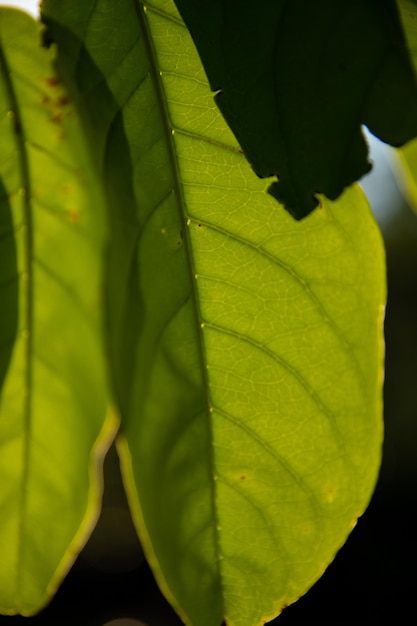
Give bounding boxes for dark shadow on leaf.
[174,0,417,219]
[0,179,18,392]
[41,14,144,418]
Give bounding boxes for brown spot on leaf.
[45,76,61,88]
[41,89,71,125]
[57,95,70,107]
[68,211,80,224]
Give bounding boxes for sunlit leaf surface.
[0,9,116,614]
[46,1,385,624]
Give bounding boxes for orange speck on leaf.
[45,76,61,87]
[57,95,70,107]
[68,211,80,224]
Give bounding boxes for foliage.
[175,0,417,218]
[0,1,392,625]
[0,7,117,614]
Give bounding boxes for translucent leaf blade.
[41,1,386,625]
[0,9,115,614]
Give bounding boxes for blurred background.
[1,1,417,624]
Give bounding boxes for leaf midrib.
[137,0,224,611]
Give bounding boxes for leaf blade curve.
[0,9,116,614]
[41,1,386,625]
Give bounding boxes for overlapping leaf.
[174,0,417,219]
[0,9,116,614]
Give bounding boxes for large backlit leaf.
[174,0,417,219]
[0,9,116,615]
[42,1,385,625]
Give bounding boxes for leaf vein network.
[188,215,366,392]
[213,407,325,516]
[143,1,186,28]
[204,321,345,453]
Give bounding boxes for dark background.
[1,142,416,625]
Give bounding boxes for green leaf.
[0,9,116,615]
[41,1,385,625]
[173,0,417,219]
[394,135,417,215]
[396,1,417,211]
[398,0,417,76]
